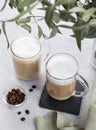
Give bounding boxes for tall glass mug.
[46,53,89,100]
[10,36,50,80]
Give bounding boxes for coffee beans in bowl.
[3,87,27,108]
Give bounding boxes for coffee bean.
[29,88,33,92]
[25,110,30,115]
[32,85,36,89]
[17,111,21,115]
[21,117,26,121]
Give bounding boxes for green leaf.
[60,10,75,23]
[27,5,32,14]
[82,8,96,22]
[58,0,77,10]
[53,12,60,23]
[89,19,96,26]
[9,0,14,8]
[45,5,55,28]
[9,0,24,12]
[69,7,85,13]
[9,0,17,8]
[16,16,31,25]
[49,25,58,38]
[72,22,91,50]
[37,25,43,38]
[41,0,51,6]
[21,24,31,33]
[72,22,84,50]
[0,0,8,12]
[55,0,76,5]
[43,33,48,39]
[0,29,1,35]
[85,26,96,38]
[2,22,9,48]
[82,26,90,38]
[92,0,96,7]
[73,29,82,50]
[18,0,36,10]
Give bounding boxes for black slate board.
[39,80,88,115]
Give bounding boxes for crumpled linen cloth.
[36,105,96,130]
[36,111,83,130]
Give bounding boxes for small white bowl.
[2,86,27,109]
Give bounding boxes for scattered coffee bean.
[6,88,25,105]
[29,88,33,92]
[25,109,30,115]
[21,117,26,121]
[17,111,21,115]
[32,85,36,89]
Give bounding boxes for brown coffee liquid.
[12,56,41,80]
[46,79,76,100]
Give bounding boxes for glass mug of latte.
[10,36,50,80]
[46,53,89,100]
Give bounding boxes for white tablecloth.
[0,2,96,130]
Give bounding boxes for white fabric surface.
[0,2,96,130]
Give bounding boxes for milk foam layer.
[12,37,41,58]
[47,54,78,80]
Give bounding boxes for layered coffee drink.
[46,53,78,100]
[11,37,41,80]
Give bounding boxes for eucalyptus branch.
[0,0,96,50]
[2,22,9,48]
[30,15,44,18]
[0,15,44,23]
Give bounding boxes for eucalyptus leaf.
[89,19,96,26]
[82,25,90,38]
[9,0,17,8]
[49,25,58,38]
[2,22,9,48]
[73,29,82,50]
[18,0,36,10]
[55,0,76,5]
[45,5,55,28]
[27,5,32,14]
[37,24,43,38]
[72,21,85,50]
[92,0,96,7]
[62,0,77,10]
[9,0,14,8]
[60,10,75,23]
[53,12,60,23]
[41,0,51,6]
[9,0,24,12]
[43,33,48,39]
[85,26,96,38]
[69,7,85,13]
[0,29,1,35]
[21,24,31,33]
[16,16,31,25]
[82,8,96,22]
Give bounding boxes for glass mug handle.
[74,74,89,97]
